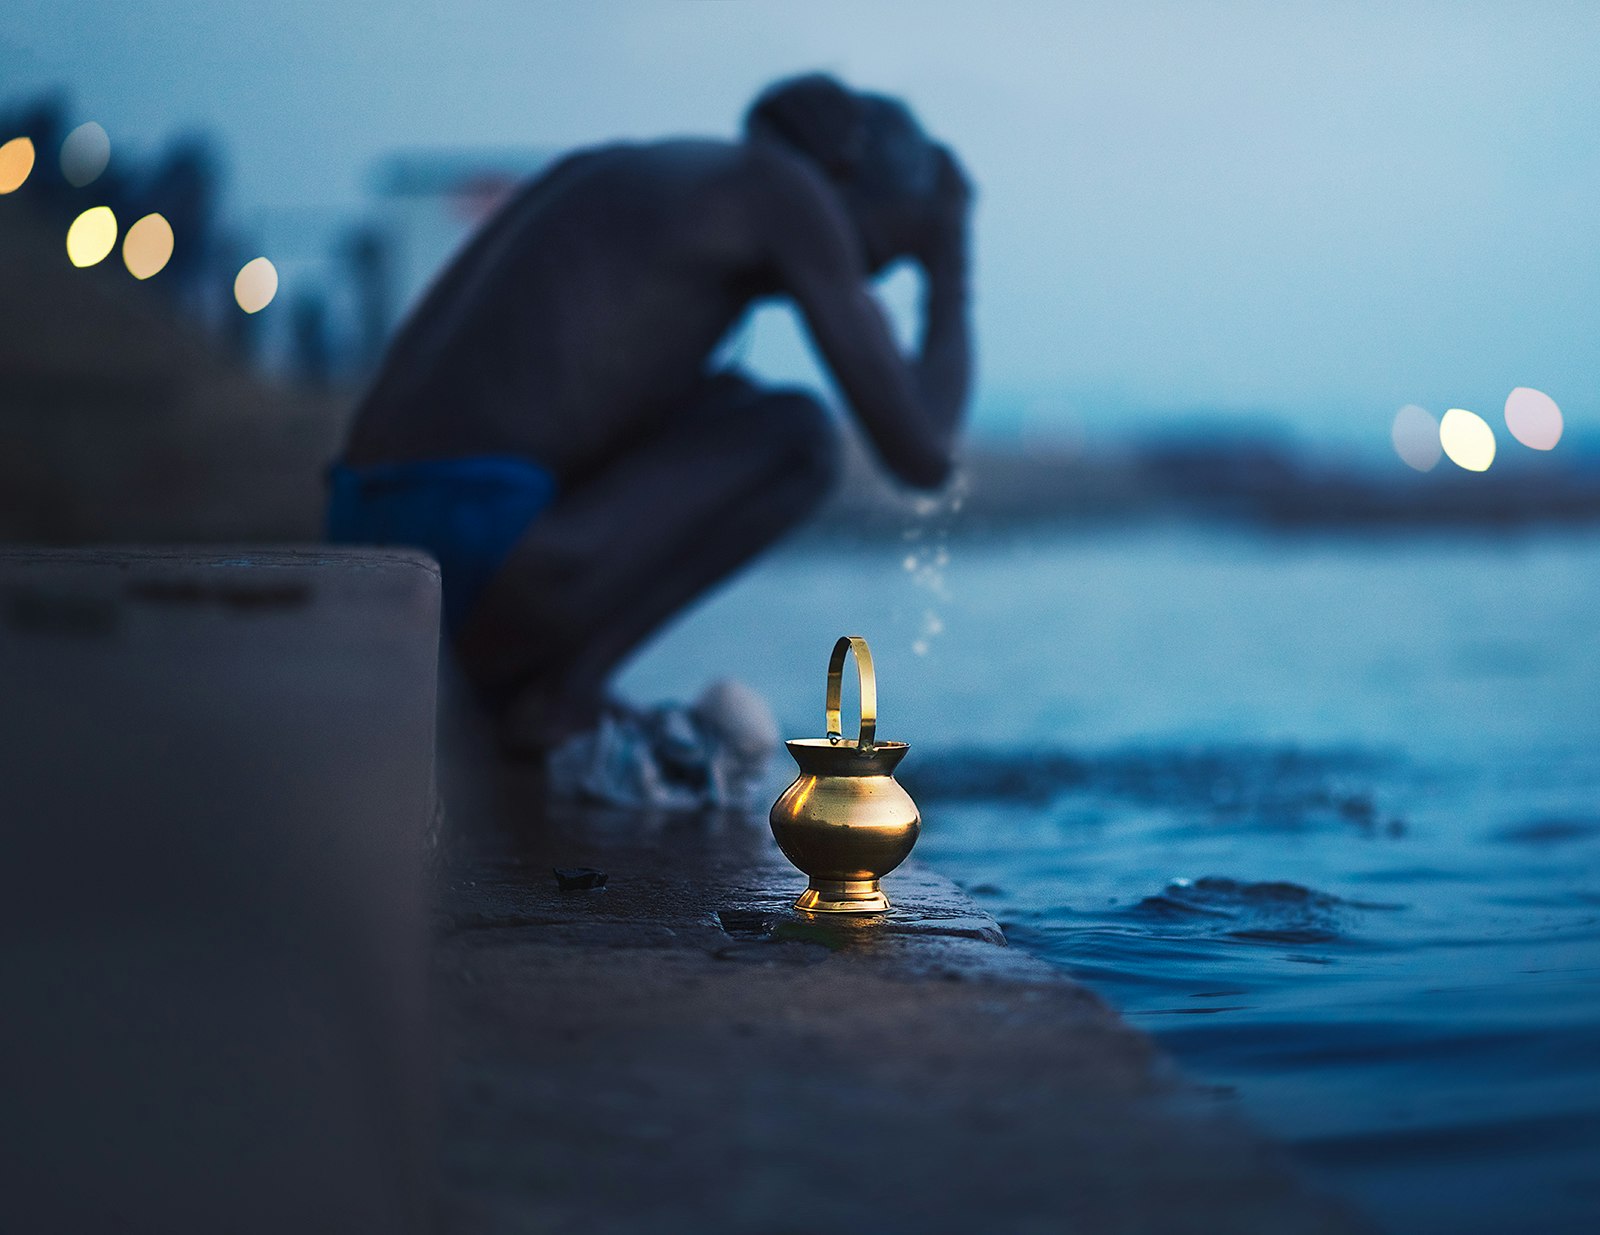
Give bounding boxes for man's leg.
[455,376,839,745]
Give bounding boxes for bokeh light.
[65,206,119,268]
[1504,386,1563,451]
[0,136,36,193]
[233,257,279,313]
[1439,408,1496,472]
[1390,404,1441,472]
[60,122,111,187]
[122,213,174,280]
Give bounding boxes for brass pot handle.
[825,635,876,751]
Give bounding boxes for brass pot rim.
[786,737,909,749]
[785,737,909,777]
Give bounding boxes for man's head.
[746,74,940,271]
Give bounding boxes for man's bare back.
[330,74,973,765]
[344,134,964,486]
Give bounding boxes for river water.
[621,525,1600,1234]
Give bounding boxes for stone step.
[0,546,441,1234]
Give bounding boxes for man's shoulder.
[547,138,836,214]
[518,138,855,277]
[728,141,857,259]
[733,140,834,202]
[611,138,827,194]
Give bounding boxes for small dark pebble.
[716,909,774,939]
[553,867,607,891]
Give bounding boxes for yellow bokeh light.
[0,136,36,193]
[233,257,279,313]
[1504,386,1563,451]
[1390,404,1441,472]
[60,121,111,187]
[65,205,119,268]
[123,213,174,280]
[1439,408,1496,472]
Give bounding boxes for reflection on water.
[624,527,1600,1235]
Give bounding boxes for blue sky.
[5,1,1599,450]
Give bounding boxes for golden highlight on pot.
[769,635,921,914]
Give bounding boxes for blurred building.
[0,194,347,543]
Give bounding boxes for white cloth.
[546,679,777,810]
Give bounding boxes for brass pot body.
[768,636,920,913]
[770,739,920,913]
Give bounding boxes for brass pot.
[769,636,920,913]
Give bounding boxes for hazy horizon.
[4,1,1598,454]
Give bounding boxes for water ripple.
[901,743,1398,831]
[1119,876,1402,944]
[1491,817,1600,847]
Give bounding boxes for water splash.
[899,470,967,655]
[911,609,944,657]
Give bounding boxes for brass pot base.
[795,878,889,914]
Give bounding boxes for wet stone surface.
[433,748,1371,1234]
[437,779,1008,956]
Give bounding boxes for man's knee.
[755,389,841,495]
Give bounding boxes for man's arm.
[751,148,972,490]
[913,149,974,465]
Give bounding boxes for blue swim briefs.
[326,455,557,634]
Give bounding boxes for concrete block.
[0,547,440,1234]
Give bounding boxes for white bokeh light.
[1504,387,1563,451]
[60,121,111,187]
[1439,408,1496,472]
[1391,404,1441,472]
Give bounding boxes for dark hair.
[745,73,936,203]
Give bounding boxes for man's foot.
[544,679,778,811]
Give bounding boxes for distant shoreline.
[814,432,1600,538]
